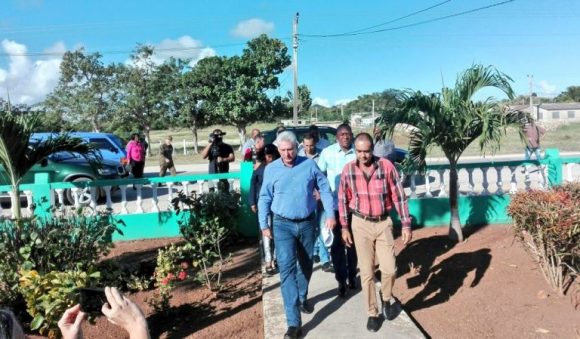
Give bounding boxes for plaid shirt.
[338,157,411,230]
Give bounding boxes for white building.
[509,102,580,122]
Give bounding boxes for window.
[89,138,116,152]
[552,111,560,119]
[568,111,576,119]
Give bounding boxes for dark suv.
[262,125,407,163]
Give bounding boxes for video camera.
[208,129,226,143]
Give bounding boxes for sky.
[1,0,579,108]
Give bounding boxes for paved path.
[262,262,426,339]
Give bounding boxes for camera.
[208,133,223,144]
[77,287,107,314]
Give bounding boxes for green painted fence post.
[543,148,563,187]
[237,161,257,237]
[31,172,52,220]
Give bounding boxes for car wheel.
[65,177,100,206]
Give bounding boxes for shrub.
[19,269,101,338]
[148,243,192,312]
[172,190,240,291]
[507,183,580,295]
[0,209,123,332]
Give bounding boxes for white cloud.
[538,80,557,97]
[231,18,274,38]
[0,39,63,105]
[312,97,330,107]
[334,98,353,106]
[152,36,216,67]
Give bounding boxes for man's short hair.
[166,135,173,141]
[309,124,319,131]
[336,123,352,134]
[275,131,298,148]
[354,132,374,149]
[303,134,315,142]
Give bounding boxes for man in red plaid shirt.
[338,132,412,333]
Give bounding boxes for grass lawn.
[145,121,580,165]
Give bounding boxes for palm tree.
[378,64,527,242]
[0,111,96,221]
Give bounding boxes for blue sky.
[1,0,579,107]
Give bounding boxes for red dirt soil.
[28,226,579,338]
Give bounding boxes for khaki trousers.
[351,214,396,316]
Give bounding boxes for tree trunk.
[144,126,152,157]
[236,124,246,152]
[11,185,22,221]
[190,125,198,154]
[91,116,101,133]
[448,160,464,242]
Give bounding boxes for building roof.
[538,102,580,110]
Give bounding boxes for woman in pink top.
[126,133,146,178]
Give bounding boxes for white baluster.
[566,163,574,182]
[8,191,17,219]
[72,187,81,209]
[55,189,65,209]
[495,167,504,195]
[509,166,518,194]
[228,179,235,192]
[523,165,532,190]
[437,169,447,197]
[151,183,159,212]
[539,164,548,189]
[409,173,417,198]
[24,191,33,215]
[463,168,473,195]
[103,186,113,211]
[89,187,98,211]
[135,184,144,213]
[481,167,490,195]
[425,170,432,198]
[120,186,128,214]
[167,182,175,205]
[181,181,190,195]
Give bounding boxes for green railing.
[1,149,579,239]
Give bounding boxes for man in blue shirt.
[259,131,335,339]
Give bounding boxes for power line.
[301,0,516,38]
[343,0,452,35]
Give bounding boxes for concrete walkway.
[262,262,426,339]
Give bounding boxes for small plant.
[172,190,240,291]
[18,269,101,338]
[148,243,192,312]
[508,183,580,295]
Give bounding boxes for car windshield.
[48,152,81,162]
[109,134,126,149]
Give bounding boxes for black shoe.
[347,278,357,290]
[338,282,346,298]
[313,255,320,263]
[366,316,380,332]
[321,262,334,273]
[300,300,313,314]
[284,326,302,339]
[382,299,397,321]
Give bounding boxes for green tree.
[117,45,176,156]
[378,65,525,242]
[211,35,291,147]
[287,84,313,120]
[345,89,403,113]
[44,49,119,132]
[554,86,580,102]
[0,111,95,220]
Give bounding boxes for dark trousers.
[331,210,358,283]
[131,161,145,178]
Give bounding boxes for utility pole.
[340,104,344,121]
[371,99,375,122]
[527,74,535,120]
[292,12,299,125]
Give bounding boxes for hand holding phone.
[78,288,107,314]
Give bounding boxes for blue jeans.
[273,214,316,327]
[316,210,331,264]
[331,211,358,283]
[525,147,542,161]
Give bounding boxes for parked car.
[31,132,127,164]
[262,125,408,163]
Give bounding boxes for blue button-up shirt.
[317,142,356,210]
[258,156,334,230]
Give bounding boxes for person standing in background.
[159,135,176,177]
[523,118,546,160]
[126,133,145,179]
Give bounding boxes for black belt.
[274,212,314,223]
[351,211,389,222]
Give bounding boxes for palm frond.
[455,64,515,101]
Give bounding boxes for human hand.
[217,156,223,163]
[101,287,149,339]
[58,304,86,339]
[165,158,170,163]
[341,229,353,248]
[325,218,336,230]
[401,228,412,245]
[251,205,257,213]
[313,190,320,201]
[262,228,272,239]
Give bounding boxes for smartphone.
[77,288,107,314]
